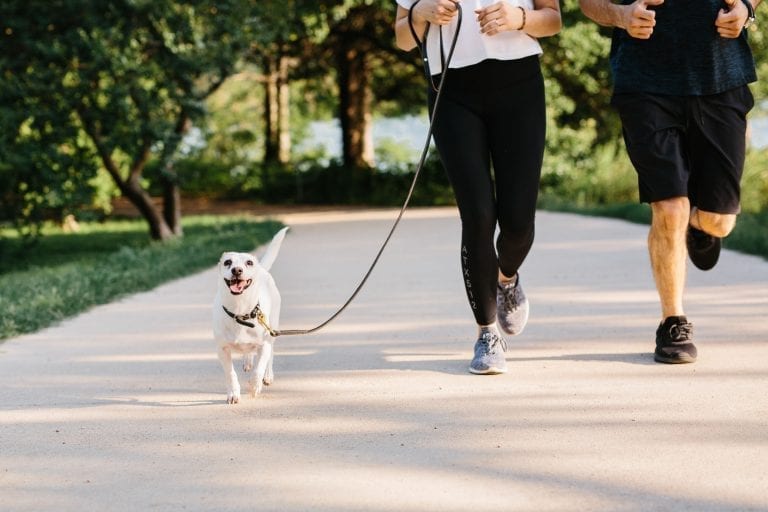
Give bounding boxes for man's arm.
[579,0,665,39]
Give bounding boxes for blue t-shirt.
[610,0,757,96]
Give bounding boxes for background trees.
[1,0,766,240]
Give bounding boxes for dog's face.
[218,252,260,295]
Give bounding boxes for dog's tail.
[259,226,289,271]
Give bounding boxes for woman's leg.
[431,92,499,326]
[487,67,546,278]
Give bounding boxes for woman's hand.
[475,1,525,35]
[476,0,562,38]
[412,0,462,26]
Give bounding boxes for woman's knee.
[460,204,497,234]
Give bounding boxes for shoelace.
[478,332,508,354]
[669,322,693,342]
[499,281,522,311]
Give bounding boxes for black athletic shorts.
[611,85,754,214]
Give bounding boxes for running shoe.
[654,315,697,364]
[496,274,529,335]
[686,226,721,271]
[469,330,508,375]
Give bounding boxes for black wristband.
[740,0,756,29]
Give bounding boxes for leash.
[271,2,462,337]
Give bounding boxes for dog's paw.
[226,392,240,404]
[262,375,273,386]
[243,360,253,373]
[247,379,264,397]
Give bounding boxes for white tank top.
[397,0,543,75]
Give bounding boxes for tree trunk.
[263,54,279,165]
[161,169,183,237]
[126,182,174,241]
[78,107,175,241]
[263,52,291,165]
[338,45,374,169]
[160,113,190,236]
[277,54,291,164]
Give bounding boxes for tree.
[0,0,252,240]
[324,0,406,170]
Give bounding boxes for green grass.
[0,216,283,341]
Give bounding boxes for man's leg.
[649,197,689,319]
[649,197,698,364]
[685,208,738,271]
[689,208,737,237]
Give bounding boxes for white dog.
[213,227,289,404]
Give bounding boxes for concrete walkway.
[1,208,767,512]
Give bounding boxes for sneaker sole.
[468,366,508,375]
[653,353,697,364]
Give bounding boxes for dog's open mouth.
[224,278,253,295]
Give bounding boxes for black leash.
[273,2,463,337]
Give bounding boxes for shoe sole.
[654,353,697,364]
[468,366,508,375]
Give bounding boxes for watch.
[741,0,756,30]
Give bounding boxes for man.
[579,0,760,363]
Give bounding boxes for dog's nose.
[232,267,243,277]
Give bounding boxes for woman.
[394,0,561,374]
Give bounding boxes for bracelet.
[740,0,756,30]
[517,6,526,30]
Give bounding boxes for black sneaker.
[686,226,721,271]
[654,316,697,364]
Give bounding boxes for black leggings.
[429,57,545,326]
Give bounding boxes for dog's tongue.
[229,281,246,294]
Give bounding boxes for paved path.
[1,208,767,512]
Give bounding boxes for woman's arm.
[475,0,562,38]
[395,0,461,51]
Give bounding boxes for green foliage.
[725,210,768,259]
[240,152,454,207]
[0,0,254,233]
[741,147,768,213]
[0,216,282,340]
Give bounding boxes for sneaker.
[686,226,721,271]
[469,330,508,375]
[654,315,697,364]
[496,274,529,335]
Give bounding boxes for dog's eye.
[223,259,232,267]
[246,260,254,266]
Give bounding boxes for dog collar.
[222,304,277,337]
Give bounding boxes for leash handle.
[276,3,463,337]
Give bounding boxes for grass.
[0,216,283,341]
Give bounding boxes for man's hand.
[716,0,749,38]
[619,0,665,39]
